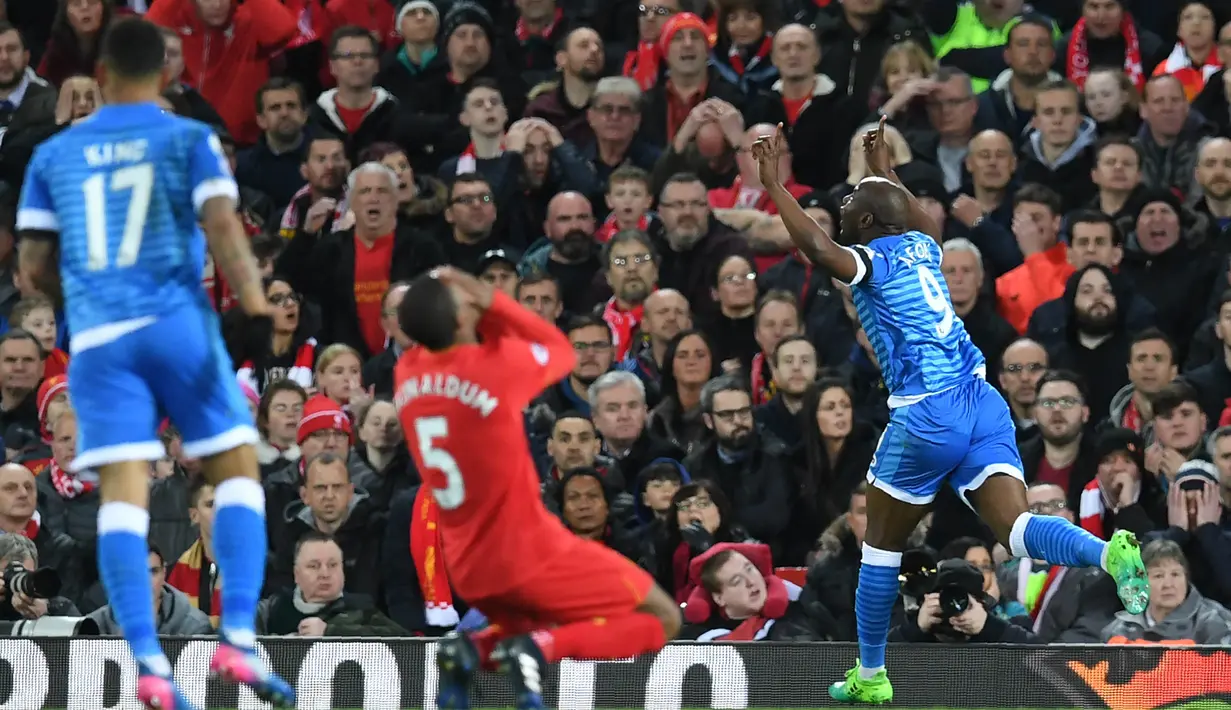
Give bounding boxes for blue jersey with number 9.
[845,231,985,406]
[16,103,237,335]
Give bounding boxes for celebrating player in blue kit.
[754,118,1149,705]
[15,18,294,710]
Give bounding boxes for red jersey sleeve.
[480,290,576,405]
[245,0,299,53]
[144,0,183,27]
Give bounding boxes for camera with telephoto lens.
[937,582,971,618]
[2,561,61,600]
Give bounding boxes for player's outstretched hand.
[750,123,786,188]
[433,266,494,311]
[862,116,892,178]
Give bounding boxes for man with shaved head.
[624,288,692,398]
[0,463,38,539]
[761,23,859,191]
[517,191,602,314]
[949,129,1021,278]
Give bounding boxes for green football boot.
[1104,529,1149,614]
[829,662,894,705]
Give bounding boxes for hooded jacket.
[1016,115,1099,212]
[89,584,213,637]
[1046,264,1133,418]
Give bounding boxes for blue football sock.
[855,544,902,680]
[97,502,171,676]
[212,477,268,650]
[1010,512,1106,568]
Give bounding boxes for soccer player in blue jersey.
[755,119,1149,705]
[14,18,294,710]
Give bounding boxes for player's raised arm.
[192,130,269,317]
[756,125,859,284]
[863,117,942,244]
[15,153,62,301]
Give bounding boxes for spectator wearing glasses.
[579,78,662,188]
[684,376,793,556]
[310,25,399,163]
[228,276,319,398]
[533,316,615,420]
[600,230,659,361]
[996,482,1123,643]
[1021,370,1097,513]
[441,173,511,271]
[704,255,758,370]
[624,0,681,91]
[524,27,605,145]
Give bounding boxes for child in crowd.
[599,166,656,241]
[11,295,69,380]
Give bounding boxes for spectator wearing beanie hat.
[642,12,750,148]
[1118,186,1216,360]
[1078,426,1164,541]
[262,395,354,545]
[377,0,446,105]
[1147,459,1231,605]
[397,1,528,174]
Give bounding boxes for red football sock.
[530,613,667,663]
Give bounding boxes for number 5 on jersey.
[415,416,465,509]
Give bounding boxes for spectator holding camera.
[0,534,77,623]
[1148,459,1231,606]
[890,558,1042,644]
[89,544,211,636]
[1101,539,1231,644]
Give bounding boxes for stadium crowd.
[0,0,1229,649]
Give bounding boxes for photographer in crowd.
[891,555,1042,644]
[0,535,78,623]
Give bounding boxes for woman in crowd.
[315,343,367,411]
[940,536,1030,622]
[38,0,118,87]
[648,329,720,454]
[704,254,759,370]
[654,480,753,604]
[229,277,319,397]
[1083,67,1143,137]
[780,377,878,565]
[1102,540,1231,644]
[349,398,415,512]
[868,41,936,139]
[709,0,780,96]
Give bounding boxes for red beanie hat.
[37,375,68,426]
[658,12,712,58]
[297,394,353,445]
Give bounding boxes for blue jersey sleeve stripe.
[192,178,239,214]
[841,245,873,285]
[15,208,60,233]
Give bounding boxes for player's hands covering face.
[432,266,494,311]
[749,123,786,188]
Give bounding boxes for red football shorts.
[468,537,655,635]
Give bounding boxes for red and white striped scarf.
[50,461,94,500]
[1066,14,1144,90]
[727,35,772,76]
[515,8,563,42]
[456,139,505,175]
[410,486,459,628]
[602,298,644,361]
[279,187,349,236]
[1079,478,1109,540]
[236,338,317,395]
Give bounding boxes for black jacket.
[381,487,470,635]
[235,134,310,213]
[682,430,795,553]
[268,491,387,600]
[758,75,861,191]
[1185,355,1231,430]
[282,222,446,359]
[309,88,401,165]
[640,67,751,149]
[809,2,930,113]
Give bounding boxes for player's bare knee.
[639,585,682,640]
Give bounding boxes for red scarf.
[49,460,94,499]
[684,543,790,640]
[17,510,39,539]
[1067,15,1144,90]
[595,213,649,243]
[167,539,222,628]
[237,338,317,395]
[623,42,661,91]
[1121,397,1142,433]
[672,542,695,603]
[457,139,505,175]
[727,36,772,76]
[409,486,459,628]
[602,298,644,361]
[1079,477,1107,540]
[516,8,563,42]
[749,352,776,406]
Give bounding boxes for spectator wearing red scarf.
[708,0,780,97]
[146,0,298,145]
[623,0,680,90]
[601,231,659,360]
[1059,0,1165,91]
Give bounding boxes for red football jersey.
[394,291,577,599]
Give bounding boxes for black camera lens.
[938,585,970,618]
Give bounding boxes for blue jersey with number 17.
[846,231,985,404]
[15,103,236,335]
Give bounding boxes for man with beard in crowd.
[756,334,819,448]
[534,316,615,419]
[621,288,692,405]
[277,136,349,248]
[237,79,311,211]
[1048,265,1132,419]
[0,22,53,147]
[1193,137,1231,256]
[525,27,606,145]
[655,173,755,319]
[998,338,1050,442]
[519,192,603,314]
[684,375,793,553]
[601,230,659,360]
[1022,370,1099,512]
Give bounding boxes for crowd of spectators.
[0,0,1229,648]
